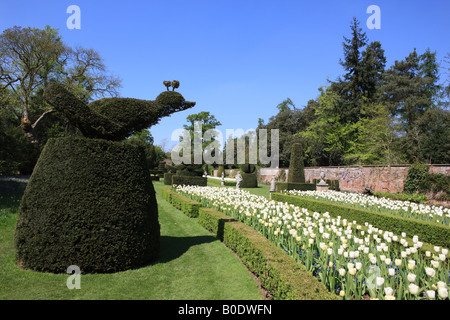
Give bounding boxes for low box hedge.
[197,207,339,300]
[276,182,316,193]
[172,175,207,187]
[271,192,450,249]
[161,188,201,218]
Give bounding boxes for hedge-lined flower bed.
[161,187,338,300]
[175,185,449,300]
[285,190,450,226]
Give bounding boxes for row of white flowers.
[285,190,450,226]
[174,185,449,300]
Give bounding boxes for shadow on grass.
[157,235,219,263]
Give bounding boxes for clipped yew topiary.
[15,138,160,273]
[277,142,315,192]
[288,143,305,183]
[15,80,195,273]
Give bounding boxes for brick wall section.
[258,165,450,193]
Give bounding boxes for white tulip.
[426,290,435,300]
[425,267,436,278]
[431,260,439,268]
[407,273,416,283]
[384,287,394,296]
[408,283,419,295]
[339,268,346,277]
[388,268,396,277]
[376,277,385,287]
[438,287,448,299]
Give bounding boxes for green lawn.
[0,180,263,300]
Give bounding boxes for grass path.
[0,181,263,300]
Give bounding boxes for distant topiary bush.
[277,143,314,192]
[15,137,160,273]
[288,143,305,183]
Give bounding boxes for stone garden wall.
[258,165,450,193]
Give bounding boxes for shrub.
[372,191,428,203]
[217,165,224,177]
[276,182,315,193]
[162,188,201,218]
[14,137,160,273]
[172,175,207,187]
[164,173,175,185]
[240,171,258,188]
[403,163,430,194]
[288,143,305,183]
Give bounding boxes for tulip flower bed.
[174,185,450,300]
[285,190,450,226]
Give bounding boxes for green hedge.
[197,207,339,300]
[161,188,201,218]
[14,137,160,273]
[271,193,450,249]
[164,173,175,185]
[276,182,316,193]
[372,191,428,203]
[240,172,258,188]
[172,175,207,187]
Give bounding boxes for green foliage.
[14,137,160,273]
[172,175,207,187]
[197,207,339,300]
[239,172,258,188]
[403,163,430,193]
[44,81,195,141]
[161,188,201,218]
[287,143,305,183]
[216,165,225,177]
[271,192,450,249]
[163,173,175,185]
[276,182,316,193]
[372,191,428,203]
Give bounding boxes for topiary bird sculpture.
[43,80,195,141]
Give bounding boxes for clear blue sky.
[1,0,449,150]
